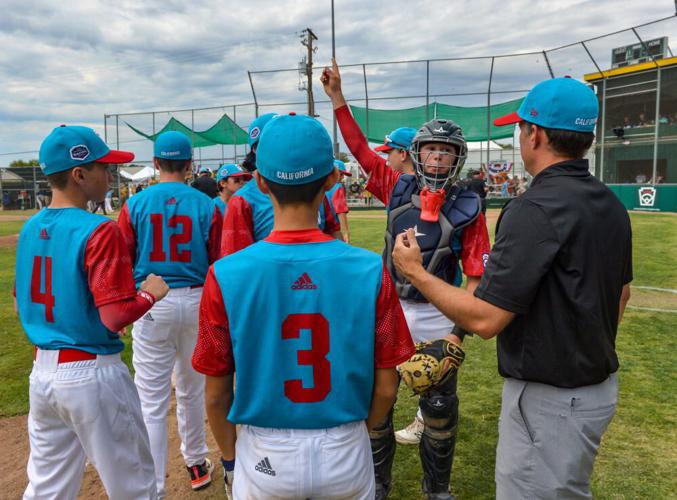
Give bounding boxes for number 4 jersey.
[118,182,223,288]
[15,208,139,354]
[193,229,416,429]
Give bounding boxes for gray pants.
[496,374,618,500]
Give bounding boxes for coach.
[393,77,632,499]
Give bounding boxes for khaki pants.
[496,374,618,499]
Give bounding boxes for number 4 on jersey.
[31,256,55,322]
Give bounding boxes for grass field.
[0,209,675,499]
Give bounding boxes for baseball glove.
[397,339,465,395]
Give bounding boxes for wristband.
[137,290,156,306]
[451,325,472,340]
[221,457,235,471]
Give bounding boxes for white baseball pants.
[233,421,374,499]
[24,350,157,500]
[132,286,208,498]
[400,299,456,344]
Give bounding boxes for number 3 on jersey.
[149,214,192,262]
[31,256,55,322]
[282,313,331,403]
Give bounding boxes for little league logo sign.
[638,187,657,207]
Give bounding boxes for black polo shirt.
[474,159,632,388]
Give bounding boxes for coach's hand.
[141,273,170,301]
[393,228,425,282]
[320,58,347,109]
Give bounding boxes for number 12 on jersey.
[282,313,331,403]
[149,214,193,262]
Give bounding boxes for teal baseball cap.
[248,113,278,147]
[256,113,334,185]
[154,131,192,160]
[494,77,598,133]
[39,125,134,176]
[374,127,417,152]
[217,163,251,182]
[334,159,352,176]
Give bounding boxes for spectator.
[105,189,114,212]
[191,166,218,198]
[466,170,488,214]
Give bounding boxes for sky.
[1,0,675,166]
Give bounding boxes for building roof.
[584,56,677,82]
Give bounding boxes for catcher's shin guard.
[419,374,459,498]
[370,409,396,499]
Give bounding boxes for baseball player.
[191,165,218,198]
[326,159,352,243]
[16,125,169,500]
[220,113,342,257]
[322,59,490,499]
[193,113,415,499]
[214,163,251,218]
[117,131,223,497]
[373,127,417,175]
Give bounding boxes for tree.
[9,159,40,168]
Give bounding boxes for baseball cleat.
[187,458,214,491]
[395,416,424,445]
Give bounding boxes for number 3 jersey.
[117,182,223,288]
[15,208,139,354]
[193,229,415,429]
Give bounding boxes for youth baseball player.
[193,113,415,499]
[213,163,251,218]
[16,125,169,500]
[323,59,490,499]
[117,131,223,497]
[220,113,342,257]
[373,127,417,175]
[327,159,352,243]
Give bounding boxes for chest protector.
[384,175,481,302]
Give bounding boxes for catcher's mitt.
[397,339,465,395]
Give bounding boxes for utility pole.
[300,28,318,116]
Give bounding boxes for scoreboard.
[611,37,669,69]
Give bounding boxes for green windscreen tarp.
[126,113,248,147]
[349,98,524,143]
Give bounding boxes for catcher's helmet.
[411,119,467,192]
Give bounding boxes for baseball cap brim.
[374,144,395,152]
[230,172,252,179]
[493,112,522,127]
[340,170,352,176]
[98,149,135,164]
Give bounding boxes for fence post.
[487,57,495,166]
[363,64,369,143]
[233,105,238,163]
[652,66,661,183]
[426,60,430,121]
[248,71,259,118]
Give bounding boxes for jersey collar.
[265,229,334,244]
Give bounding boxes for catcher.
[322,59,490,499]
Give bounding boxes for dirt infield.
[0,234,18,248]
[0,396,224,499]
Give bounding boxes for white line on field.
[632,286,677,294]
[627,305,677,314]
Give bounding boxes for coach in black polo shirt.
[393,77,632,499]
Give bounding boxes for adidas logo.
[254,457,276,476]
[143,312,154,321]
[291,272,317,290]
[39,228,50,240]
[166,197,177,205]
